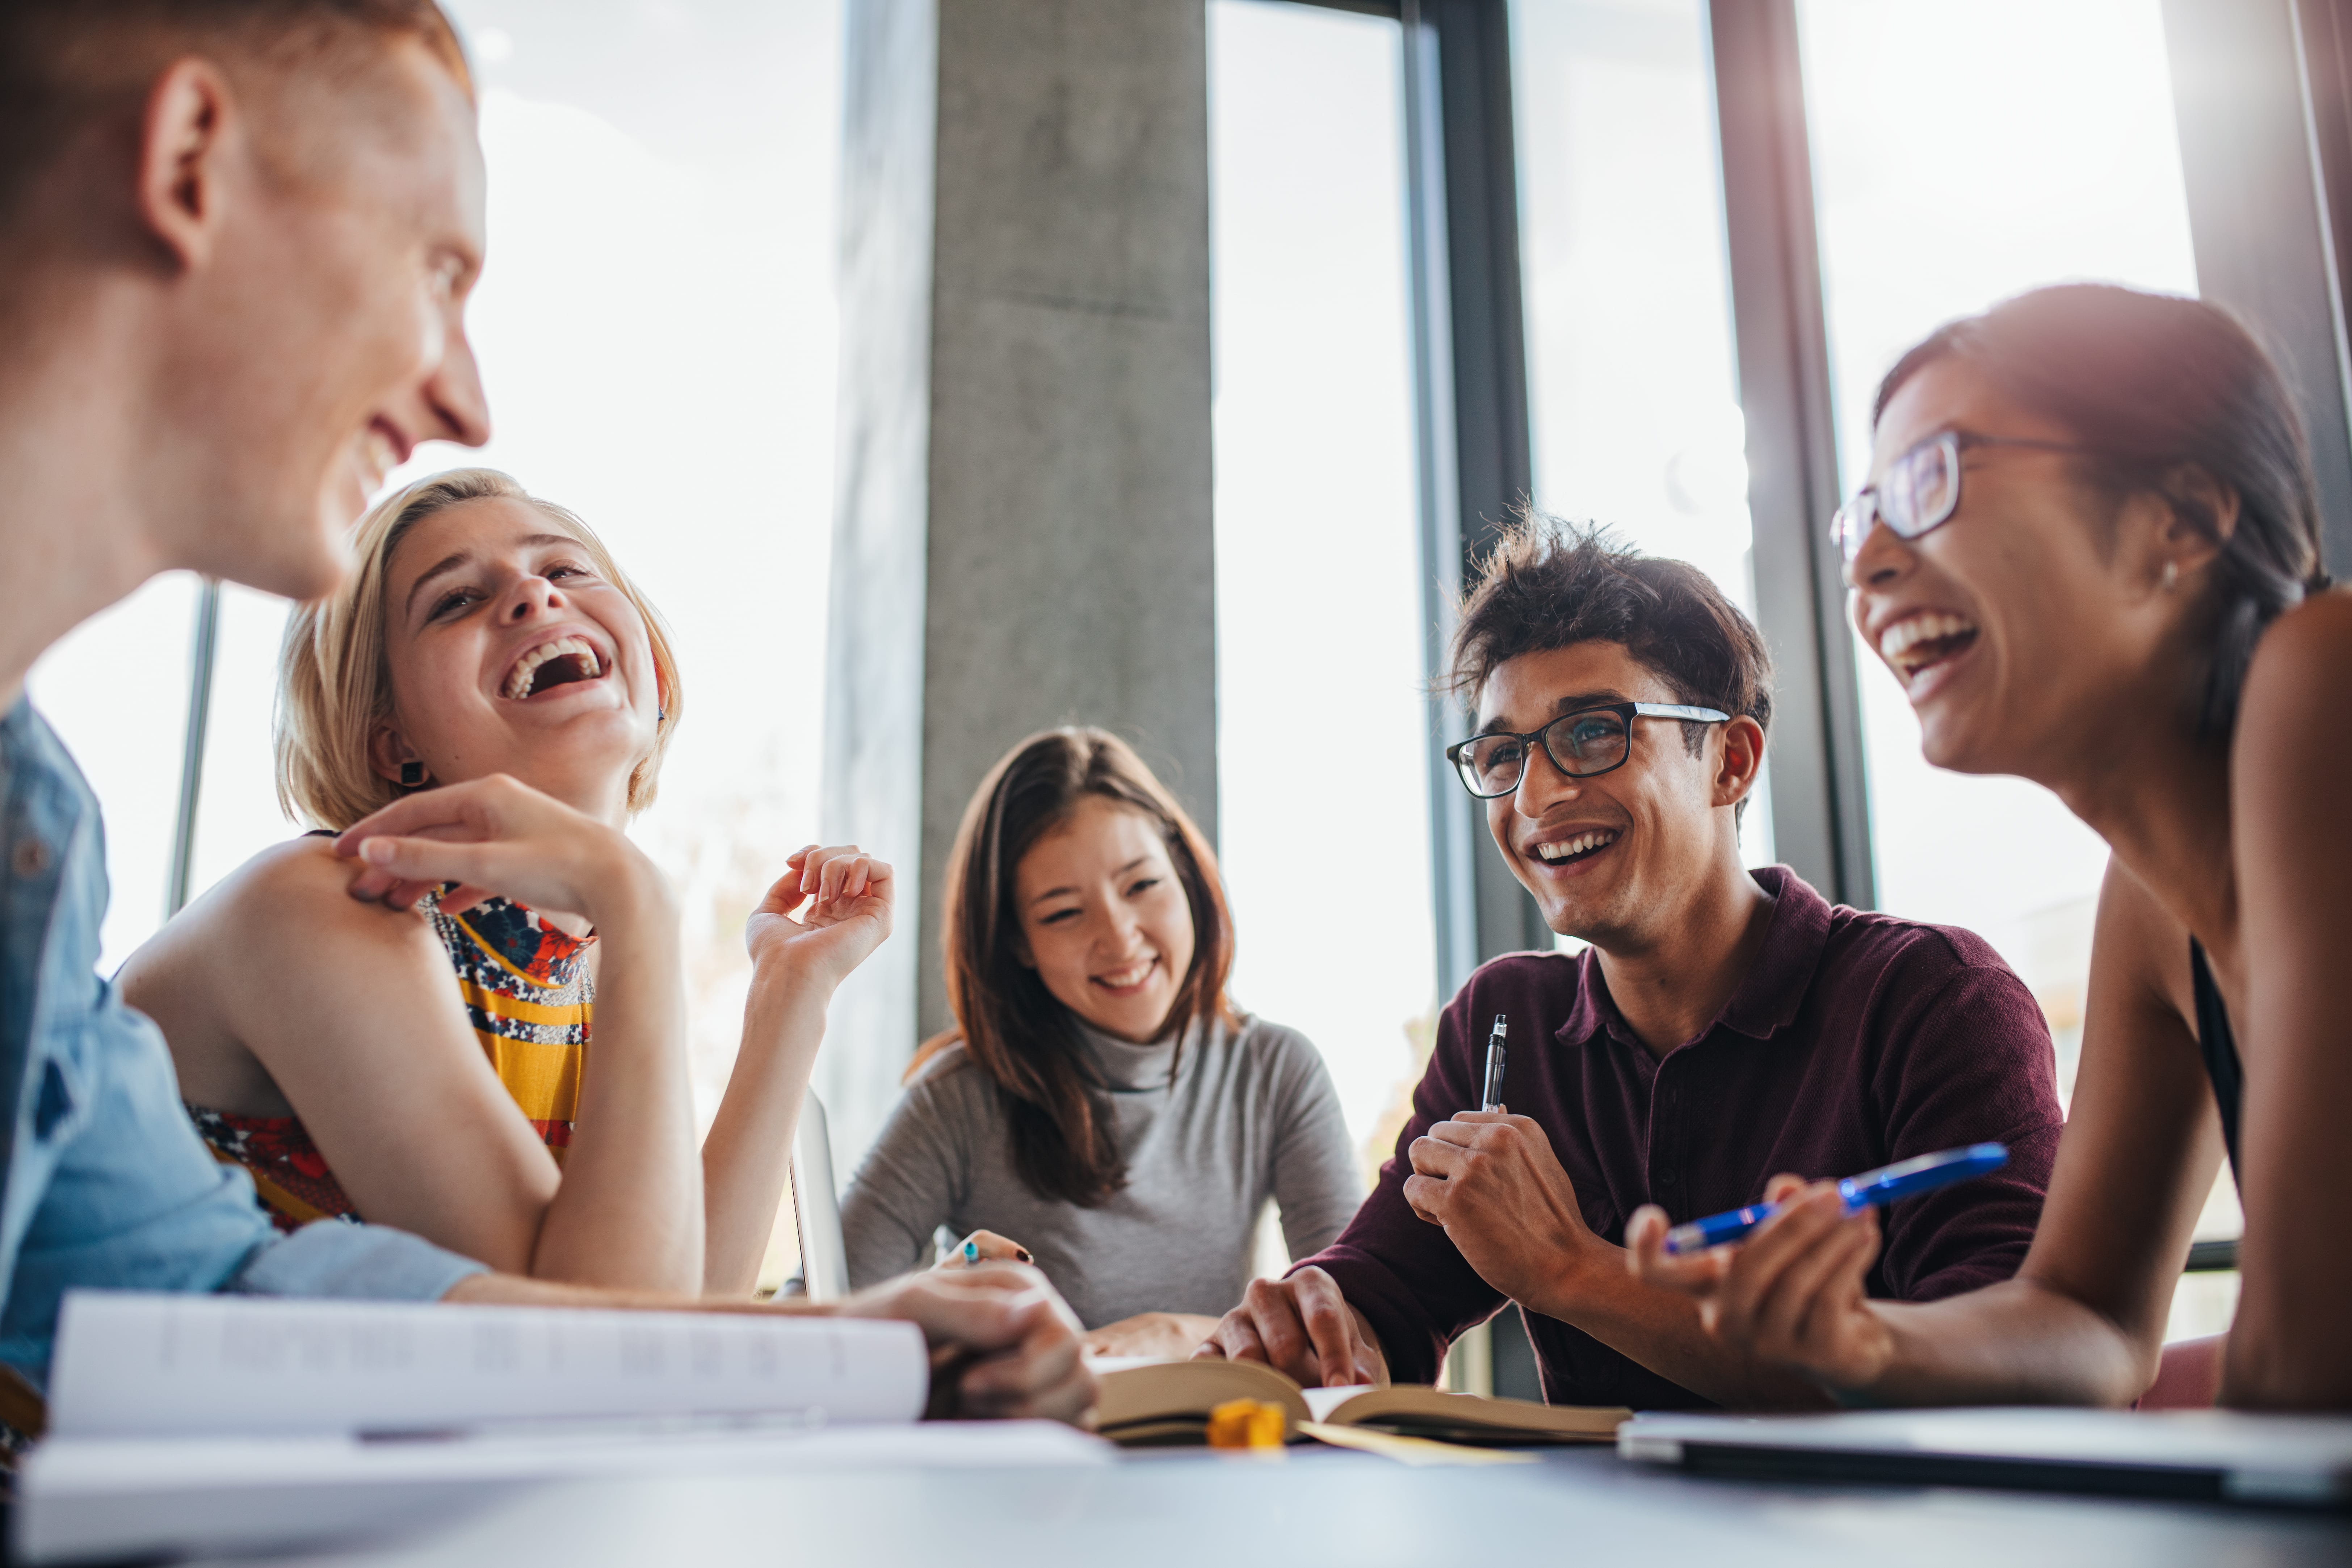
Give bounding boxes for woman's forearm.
[1537,1246,1838,1410]
[700,960,835,1296]
[527,866,705,1292]
[1848,1277,2154,1408]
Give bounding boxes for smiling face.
[1850,356,2198,782]
[372,497,660,822]
[158,38,490,599]
[1475,641,1759,948]
[1013,795,1198,1043]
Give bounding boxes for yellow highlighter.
[1205,1397,1287,1451]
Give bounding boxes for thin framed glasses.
[1831,430,2091,564]
[1445,702,1730,799]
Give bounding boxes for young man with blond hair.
[0,0,1089,1420]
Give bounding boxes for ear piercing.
[399,760,426,789]
[2161,559,2179,592]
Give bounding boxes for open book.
[1091,1356,1629,1447]
[17,1291,1105,1565]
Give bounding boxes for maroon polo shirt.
[1299,865,2063,1411]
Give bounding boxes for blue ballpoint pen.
[1660,1142,2009,1255]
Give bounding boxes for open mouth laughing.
[1530,829,1619,869]
[1091,956,1160,996]
[1878,610,1979,688]
[500,635,606,701]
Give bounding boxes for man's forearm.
[1529,1245,1836,1410]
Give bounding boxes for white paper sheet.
[48,1290,928,1439]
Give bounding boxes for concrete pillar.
[819,0,1216,1164]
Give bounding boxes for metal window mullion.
[1400,0,1483,999]
[1706,0,1874,909]
[166,577,222,917]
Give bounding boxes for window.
[1511,0,1774,876]
[28,0,846,1289]
[1209,0,1436,1192]
[25,576,203,973]
[1797,0,2236,1335]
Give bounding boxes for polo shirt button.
[10,836,49,878]
[1658,1170,1678,1187]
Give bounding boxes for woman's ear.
[366,720,418,786]
[2159,464,2237,572]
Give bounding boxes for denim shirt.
[0,699,483,1385]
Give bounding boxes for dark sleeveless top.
[2188,939,2243,1180]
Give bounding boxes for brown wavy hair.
[923,727,1235,1206]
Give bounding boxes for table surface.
[192,1445,2352,1568]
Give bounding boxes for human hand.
[935,1229,1032,1269]
[841,1262,1095,1423]
[1626,1174,1895,1395]
[334,773,658,926]
[1084,1312,1221,1361]
[744,844,895,987]
[1191,1268,1384,1388]
[1402,1111,1602,1310]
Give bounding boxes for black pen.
[1480,1014,1508,1113]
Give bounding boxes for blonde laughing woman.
[123,469,888,1296]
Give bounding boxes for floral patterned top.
[188,888,594,1232]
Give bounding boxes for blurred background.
[39,0,2343,1346]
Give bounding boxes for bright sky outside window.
[1209,0,1436,1187]
[181,0,847,1284]
[1799,0,2236,1336]
[1511,0,1776,884]
[25,575,202,973]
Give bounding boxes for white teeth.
[1535,830,1618,863]
[1877,611,1979,663]
[501,636,603,701]
[360,428,399,487]
[1096,961,1154,988]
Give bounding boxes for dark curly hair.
[1447,516,1774,818]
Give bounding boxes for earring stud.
[2161,559,2179,592]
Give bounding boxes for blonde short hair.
[276,468,684,829]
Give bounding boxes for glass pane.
[1802,0,2195,1089]
[1210,0,1433,1193]
[222,0,844,1289]
[25,573,201,974]
[1511,0,1774,876]
[1798,0,2241,1280]
[186,583,297,900]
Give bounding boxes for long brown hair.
[926,727,1235,1206]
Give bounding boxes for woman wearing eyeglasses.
[1630,283,2347,1410]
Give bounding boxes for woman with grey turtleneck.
[839,728,1363,1355]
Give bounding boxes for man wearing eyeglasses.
[1196,520,2063,1409]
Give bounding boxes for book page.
[1301,1384,1377,1423]
[49,1291,927,1439]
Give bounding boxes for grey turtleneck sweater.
[838,1013,1364,1330]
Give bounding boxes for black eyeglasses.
[1445,702,1730,800]
[1831,429,2092,564]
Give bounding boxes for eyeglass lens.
[1883,436,1957,537]
[1838,434,1959,562]
[1456,709,1631,796]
